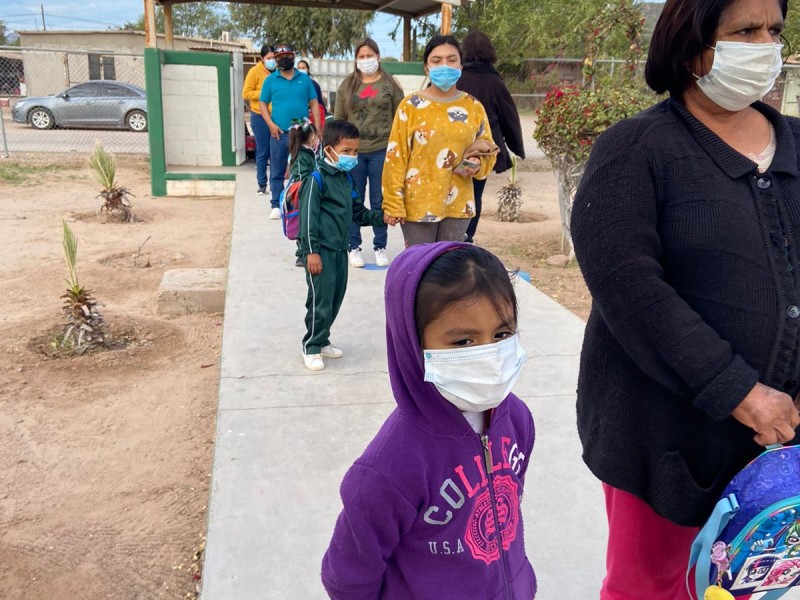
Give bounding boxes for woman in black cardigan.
[571,0,800,597]
[456,31,525,243]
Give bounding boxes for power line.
[42,12,127,27]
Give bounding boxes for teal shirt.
[259,70,316,131]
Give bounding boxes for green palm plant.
[89,142,134,222]
[61,220,105,353]
[497,156,523,222]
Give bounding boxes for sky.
[2,1,407,58]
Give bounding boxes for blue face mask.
[328,148,358,172]
[264,58,276,71]
[429,65,462,91]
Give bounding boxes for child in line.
[299,119,396,371]
[288,119,319,267]
[321,242,536,599]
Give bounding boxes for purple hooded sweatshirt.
[321,242,536,600]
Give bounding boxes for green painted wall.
[144,48,235,196]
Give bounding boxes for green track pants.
[302,248,348,355]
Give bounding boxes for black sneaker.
[257,185,267,195]
[295,256,304,267]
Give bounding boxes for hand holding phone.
[454,157,480,177]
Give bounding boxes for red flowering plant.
[533,0,656,258]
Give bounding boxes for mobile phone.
[457,158,479,170]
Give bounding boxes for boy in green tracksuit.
[298,119,396,371]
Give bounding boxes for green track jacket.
[298,161,385,254]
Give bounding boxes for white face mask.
[423,335,527,413]
[695,41,783,112]
[357,57,379,76]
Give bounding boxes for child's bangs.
[414,246,519,340]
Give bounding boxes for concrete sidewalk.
[200,168,607,599]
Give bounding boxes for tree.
[0,20,8,46]
[122,2,234,40]
[534,0,656,259]
[783,15,800,56]
[227,4,373,58]
[453,0,642,70]
[387,14,438,61]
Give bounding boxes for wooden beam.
[403,15,411,61]
[157,0,417,18]
[163,2,175,49]
[378,0,404,9]
[144,0,158,48]
[440,3,452,34]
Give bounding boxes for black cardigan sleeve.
[495,83,525,159]
[571,125,759,421]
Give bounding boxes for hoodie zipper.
[482,434,512,600]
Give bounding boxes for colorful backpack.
[688,445,800,600]
[279,171,358,241]
[279,171,323,240]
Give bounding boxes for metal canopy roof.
[156,0,464,19]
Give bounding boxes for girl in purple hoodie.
[321,242,536,599]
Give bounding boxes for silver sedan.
[11,81,148,131]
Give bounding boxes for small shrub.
[89,142,134,223]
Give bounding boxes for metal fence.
[505,58,800,162]
[0,46,149,158]
[5,48,800,164]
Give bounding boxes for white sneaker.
[374,248,390,267]
[303,353,325,371]
[269,207,281,220]
[348,248,365,268]
[321,343,343,359]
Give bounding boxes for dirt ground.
[479,160,591,321]
[0,155,586,600]
[0,156,231,599]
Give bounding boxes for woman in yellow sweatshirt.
[382,35,497,246]
[242,44,276,195]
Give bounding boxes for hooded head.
[384,242,519,434]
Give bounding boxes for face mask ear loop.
[691,43,717,81]
[781,34,792,66]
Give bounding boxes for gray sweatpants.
[400,218,470,247]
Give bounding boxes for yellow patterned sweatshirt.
[382,91,496,222]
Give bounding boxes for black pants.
[465,178,487,243]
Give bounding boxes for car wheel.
[126,110,147,132]
[29,107,54,130]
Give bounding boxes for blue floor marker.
[517,271,532,283]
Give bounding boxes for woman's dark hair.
[423,35,462,64]
[260,44,274,58]
[645,0,788,96]
[288,120,318,165]
[462,31,497,65]
[415,246,518,340]
[338,38,404,120]
[322,119,360,150]
[297,59,311,74]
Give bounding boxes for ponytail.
[288,119,318,165]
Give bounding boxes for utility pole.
[41,4,46,31]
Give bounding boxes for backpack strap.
[687,493,739,600]
[310,170,324,195]
[346,172,358,200]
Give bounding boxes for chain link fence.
[505,57,646,161]
[0,46,149,158]
[504,58,800,162]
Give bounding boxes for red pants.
[601,484,753,600]
[602,483,700,600]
